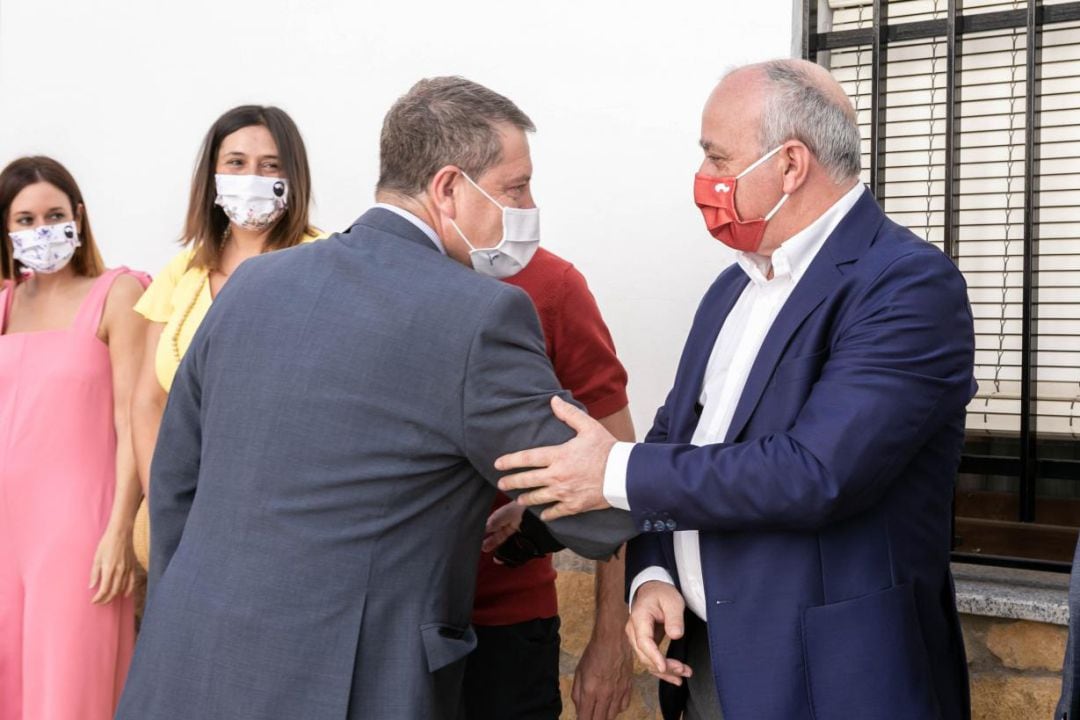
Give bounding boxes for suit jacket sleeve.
[147,315,207,595]
[627,248,976,532]
[462,284,636,560]
[626,387,678,589]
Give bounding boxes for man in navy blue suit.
[498,58,976,719]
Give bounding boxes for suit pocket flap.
[420,622,478,672]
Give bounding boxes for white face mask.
[448,172,540,279]
[214,174,289,231]
[9,221,80,274]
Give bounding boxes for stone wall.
[555,554,1069,720]
[963,615,1066,720]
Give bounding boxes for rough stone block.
[985,620,1067,672]
[970,676,1062,720]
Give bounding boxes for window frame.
[803,0,1080,573]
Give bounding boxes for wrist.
[586,623,635,664]
[591,608,628,642]
[105,515,135,535]
[600,436,617,473]
[589,625,626,647]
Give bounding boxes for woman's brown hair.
[0,156,106,281]
[183,105,315,271]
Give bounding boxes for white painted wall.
[0,0,794,432]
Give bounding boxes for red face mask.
[694,145,788,253]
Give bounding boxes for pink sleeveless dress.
[0,268,148,720]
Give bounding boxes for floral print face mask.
[214,174,289,231]
[9,221,80,274]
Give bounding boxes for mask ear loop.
[459,171,509,253]
[460,171,506,210]
[448,218,479,252]
[446,172,488,252]
[764,193,790,221]
[448,219,498,268]
[736,145,789,222]
[735,144,785,180]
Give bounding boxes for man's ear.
[428,166,462,220]
[780,142,812,195]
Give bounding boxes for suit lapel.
[724,189,886,442]
[723,254,841,443]
[677,272,749,441]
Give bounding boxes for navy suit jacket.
[627,189,975,720]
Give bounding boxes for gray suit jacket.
[115,208,635,720]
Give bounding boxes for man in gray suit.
[116,77,634,720]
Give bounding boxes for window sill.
[953,562,1070,626]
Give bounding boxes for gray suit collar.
[350,207,441,253]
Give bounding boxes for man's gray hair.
[378,76,535,196]
[757,60,862,182]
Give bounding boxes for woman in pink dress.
[0,156,148,720]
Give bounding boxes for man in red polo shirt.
[462,247,636,720]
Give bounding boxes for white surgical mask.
[449,172,540,279]
[9,221,80,274]
[214,174,289,231]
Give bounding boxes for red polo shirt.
[471,248,629,626]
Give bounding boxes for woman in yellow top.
[131,105,325,568]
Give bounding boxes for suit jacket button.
[666,519,677,531]
[642,519,653,532]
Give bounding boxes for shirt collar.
[373,203,447,255]
[736,182,865,286]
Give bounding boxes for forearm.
[132,396,164,495]
[595,406,634,630]
[593,545,629,639]
[109,415,144,530]
[132,322,166,495]
[597,406,635,445]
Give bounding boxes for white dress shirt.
[604,183,865,620]
[373,203,447,255]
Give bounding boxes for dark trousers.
[461,616,562,720]
[684,613,723,720]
